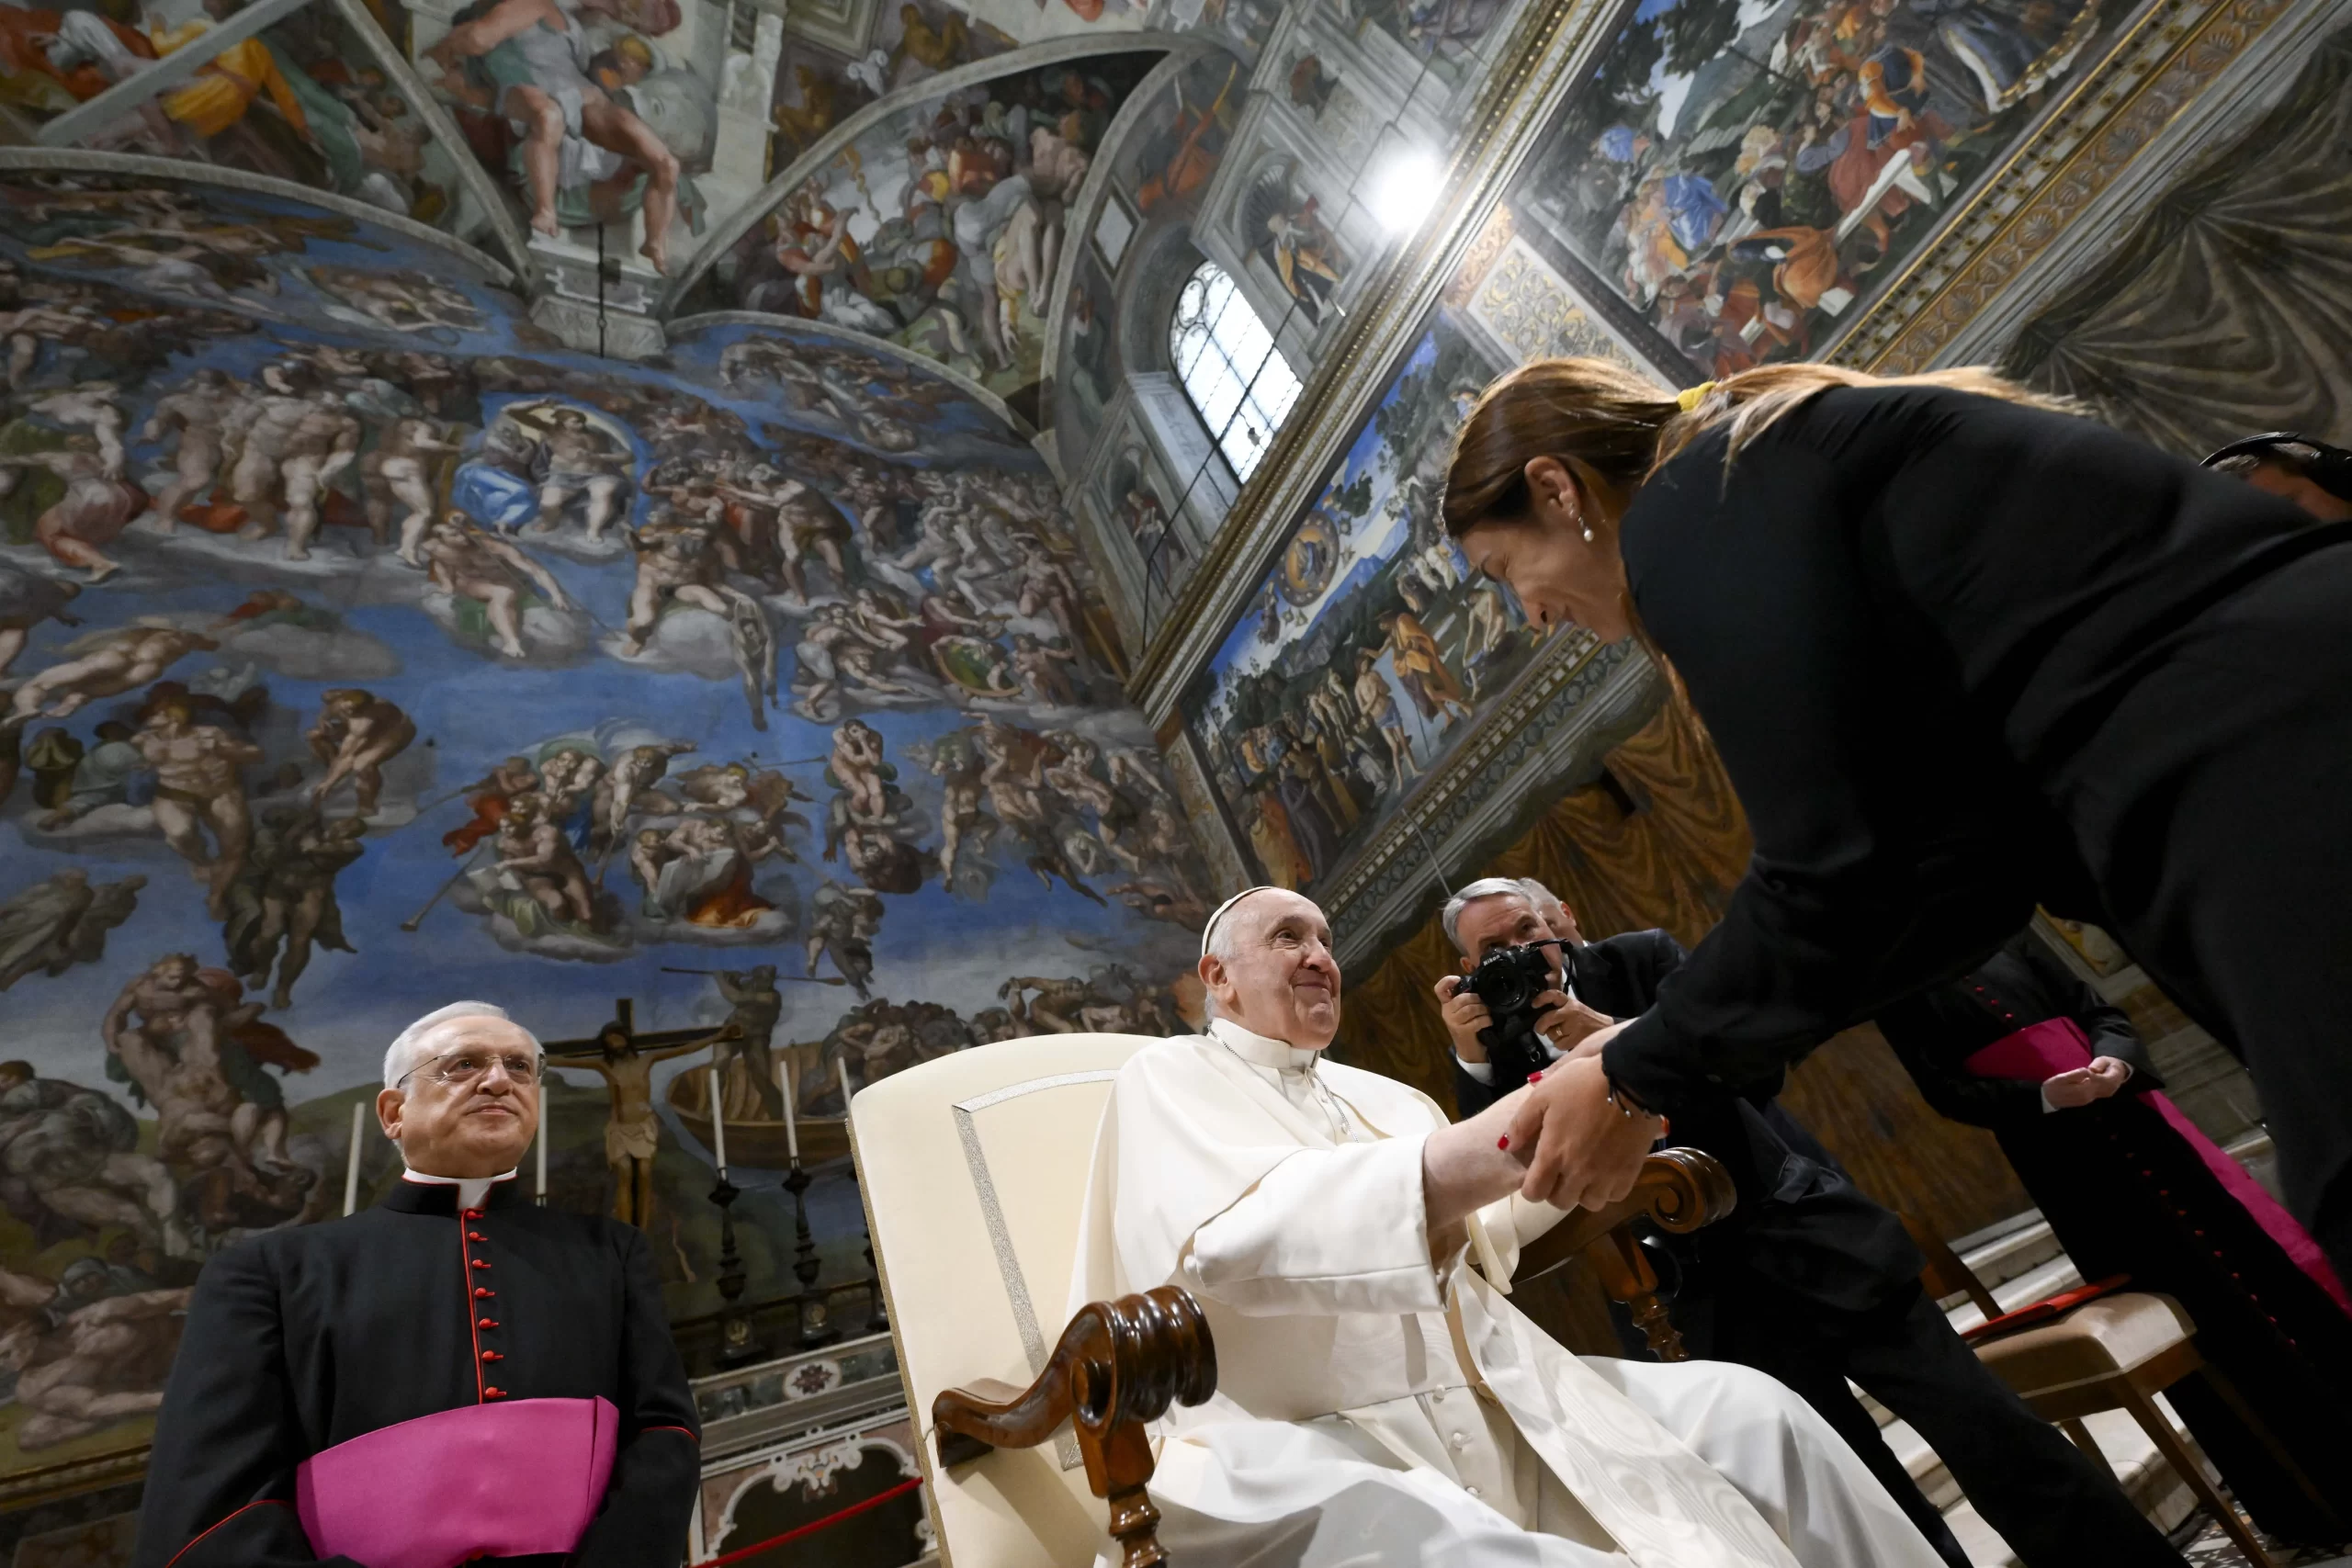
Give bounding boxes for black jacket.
[1598,386,2333,1121]
[134,1178,700,1568]
[1462,931,1921,1330]
[1878,932,2159,1130]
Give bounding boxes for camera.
[1464,941,1558,1094]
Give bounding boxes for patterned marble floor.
[2177,1512,2351,1568]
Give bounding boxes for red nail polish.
[1497,1135,1510,1150]
[1528,1070,1544,1083]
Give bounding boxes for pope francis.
[1069,886,1946,1568]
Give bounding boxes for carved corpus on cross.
[543,998,738,1228]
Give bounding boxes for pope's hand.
[1505,1037,1663,1211]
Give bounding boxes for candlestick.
[342,1100,364,1217]
[707,1065,728,1177]
[837,1055,854,1116]
[535,1077,548,1203]
[779,1056,798,1161]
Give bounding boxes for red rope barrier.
[688,1475,925,1568]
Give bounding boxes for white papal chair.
[846,1033,1214,1568]
[847,1033,1742,1568]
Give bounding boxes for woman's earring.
[1580,523,1596,544]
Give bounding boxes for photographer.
[1431,878,2182,1568]
[1438,876,1670,1117]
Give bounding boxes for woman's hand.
[2041,1055,2133,1109]
[1505,1037,1663,1211]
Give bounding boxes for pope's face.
[379,1015,541,1179]
[1201,890,1342,1050]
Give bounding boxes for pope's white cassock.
[1069,1021,1947,1568]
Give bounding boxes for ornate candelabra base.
[708,1176,764,1369]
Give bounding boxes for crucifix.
[545,998,738,1228]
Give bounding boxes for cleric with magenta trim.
[132,1002,700,1568]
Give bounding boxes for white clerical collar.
[1209,1017,1326,1076]
[402,1168,519,1210]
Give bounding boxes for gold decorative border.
[0,1442,149,1512]
[1830,0,2296,373]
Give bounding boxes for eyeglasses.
[396,1048,545,1091]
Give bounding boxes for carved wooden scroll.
[933,1284,1216,1568]
[1501,1147,1739,1362]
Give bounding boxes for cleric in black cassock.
[133,1002,700,1568]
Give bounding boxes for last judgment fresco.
[0,169,1204,1479]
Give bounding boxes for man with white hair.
[1432,879,2188,1568]
[133,1002,700,1568]
[1069,885,1946,1568]
[1436,876,1675,1111]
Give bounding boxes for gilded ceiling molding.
[1826,0,2299,375]
[664,310,1037,436]
[1124,0,1620,723]
[656,32,1216,314]
[0,147,518,288]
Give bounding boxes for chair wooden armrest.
[933,1285,1216,1568]
[1498,1147,1737,1361]
[1510,1147,1739,1284]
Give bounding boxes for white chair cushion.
[850,1034,1159,1568]
[1972,1292,2196,1399]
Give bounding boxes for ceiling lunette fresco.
[6,0,542,286]
[0,143,523,287]
[1031,46,1202,404]
[654,32,1206,316]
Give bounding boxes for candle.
[343,1100,365,1217]
[837,1055,854,1116]
[536,1075,548,1201]
[779,1056,798,1162]
[708,1065,728,1177]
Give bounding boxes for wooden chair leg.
[2119,1385,2271,1568]
[2058,1417,2108,1472]
[1583,1230,1687,1361]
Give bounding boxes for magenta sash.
[1963,1018,2351,1315]
[295,1396,617,1568]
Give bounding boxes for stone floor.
[2176,1511,2352,1567]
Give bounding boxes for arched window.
[1169,260,1302,483]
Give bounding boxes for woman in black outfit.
[1437,359,2352,1307]
[1881,929,2352,1544]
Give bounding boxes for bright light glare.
[1367,150,1442,233]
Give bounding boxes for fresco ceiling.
[0,165,1216,1478]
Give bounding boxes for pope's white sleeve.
[1180,1136,1445,1317]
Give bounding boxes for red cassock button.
[481,1350,503,1361]
[467,1232,485,1242]
[469,1258,492,1269]
[484,1387,507,1400]
[478,1318,499,1329]
[474,1287,494,1299]
[463,1210,484,1220]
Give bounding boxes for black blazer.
[1879,931,2159,1131]
[1459,931,1920,1322]
[135,1179,701,1568]
[1597,385,2333,1121]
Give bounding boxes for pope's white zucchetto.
[1200,886,1281,959]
